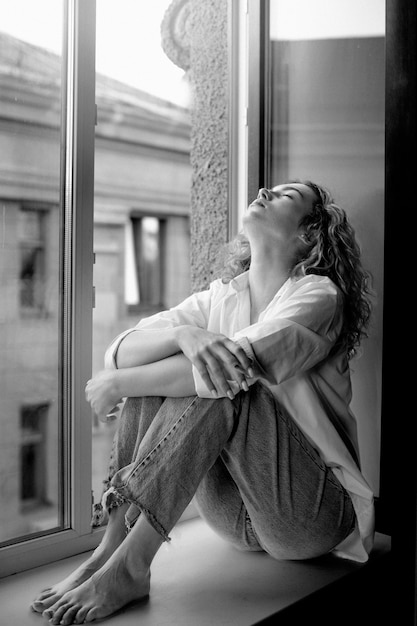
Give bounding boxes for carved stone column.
[161,0,229,292]
[161,0,191,73]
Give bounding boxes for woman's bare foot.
[43,555,150,624]
[42,514,163,625]
[31,505,128,614]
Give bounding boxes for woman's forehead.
[272,183,317,204]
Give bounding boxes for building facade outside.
[0,31,191,541]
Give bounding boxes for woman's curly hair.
[219,180,372,359]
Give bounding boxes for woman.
[32,181,374,625]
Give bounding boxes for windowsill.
[0,517,391,626]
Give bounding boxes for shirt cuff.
[234,336,256,362]
[192,365,216,398]
[104,329,138,369]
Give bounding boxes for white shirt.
[105,272,375,562]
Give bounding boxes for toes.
[43,602,69,624]
[85,607,99,623]
[60,604,81,625]
[31,600,45,613]
[31,588,55,611]
[37,593,61,611]
[74,606,89,624]
[43,608,54,620]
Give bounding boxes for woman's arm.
[87,327,253,419]
[111,287,214,369]
[115,328,182,369]
[86,353,196,420]
[116,325,253,397]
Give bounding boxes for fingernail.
[241,381,249,392]
[227,390,235,400]
[247,368,254,378]
[211,389,218,397]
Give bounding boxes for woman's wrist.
[173,325,187,350]
[112,368,127,399]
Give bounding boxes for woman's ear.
[298,232,309,244]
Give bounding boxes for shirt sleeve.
[103,286,214,369]
[232,277,343,386]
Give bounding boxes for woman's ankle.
[121,514,164,571]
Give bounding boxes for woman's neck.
[248,254,291,323]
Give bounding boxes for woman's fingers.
[194,355,231,398]
[196,344,252,399]
[209,342,252,389]
[222,339,253,376]
[177,328,254,398]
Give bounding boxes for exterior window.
[0,0,96,574]
[20,404,48,508]
[18,208,47,314]
[91,0,192,510]
[0,0,65,551]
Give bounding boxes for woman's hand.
[85,369,123,422]
[175,326,253,398]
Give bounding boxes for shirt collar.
[229,271,250,293]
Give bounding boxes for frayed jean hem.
[92,485,171,542]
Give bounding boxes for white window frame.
[227,0,249,238]
[0,0,100,578]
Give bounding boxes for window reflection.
[131,216,164,309]
[268,0,385,492]
[0,0,64,544]
[20,404,49,507]
[19,208,47,313]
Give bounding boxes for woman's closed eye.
[271,190,294,200]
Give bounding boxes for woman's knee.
[123,396,163,415]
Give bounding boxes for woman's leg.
[37,385,354,624]
[32,396,165,613]
[39,393,243,624]
[44,513,161,625]
[196,383,355,560]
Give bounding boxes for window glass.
[268,0,385,492]
[92,0,192,504]
[19,208,47,313]
[20,404,49,506]
[0,0,65,544]
[130,216,164,309]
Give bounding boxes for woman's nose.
[258,188,272,200]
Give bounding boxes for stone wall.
[162,0,229,291]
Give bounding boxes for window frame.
[246,0,416,619]
[246,0,390,527]
[0,0,101,578]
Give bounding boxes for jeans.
[96,383,355,560]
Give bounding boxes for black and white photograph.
[0,0,414,624]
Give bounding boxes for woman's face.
[243,183,317,243]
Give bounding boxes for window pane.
[131,216,163,308]
[268,0,385,492]
[19,209,46,311]
[92,0,192,504]
[0,0,65,543]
